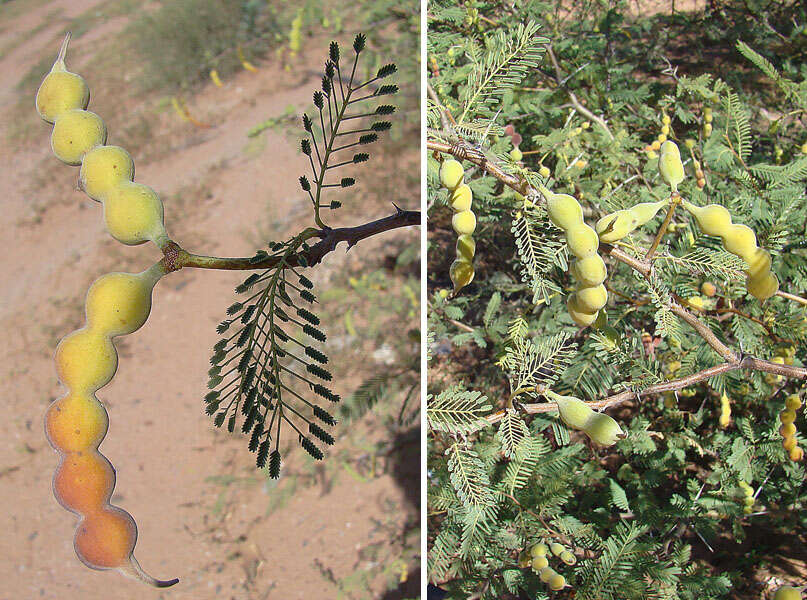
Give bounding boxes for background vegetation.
[427,1,807,598]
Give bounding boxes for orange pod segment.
[45,392,108,453]
[53,451,115,515]
[74,506,136,570]
[55,327,118,393]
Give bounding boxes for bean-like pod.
[682,201,779,301]
[51,109,107,165]
[539,185,608,326]
[539,566,558,583]
[548,390,625,446]
[46,262,176,587]
[719,393,731,428]
[658,140,685,191]
[530,542,548,557]
[104,183,167,246]
[36,33,90,123]
[531,556,549,571]
[548,573,566,591]
[549,542,565,557]
[450,259,475,292]
[456,235,475,262]
[786,394,802,411]
[79,145,135,202]
[595,199,669,243]
[85,266,162,337]
[449,184,472,212]
[773,586,803,600]
[452,210,477,236]
[559,550,577,565]
[440,159,464,190]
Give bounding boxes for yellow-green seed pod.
[781,423,797,438]
[783,436,797,451]
[566,224,600,257]
[743,495,754,507]
[531,556,549,571]
[559,550,577,565]
[452,210,477,236]
[576,284,608,312]
[746,272,778,301]
[103,182,166,245]
[79,145,134,201]
[744,249,772,280]
[51,109,106,165]
[595,210,637,243]
[682,201,732,238]
[35,34,90,123]
[456,235,475,262]
[722,224,757,256]
[571,254,607,287]
[530,543,548,557]
[549,543,565,557]
[548,574,566,591]
[543,188,583,230]
[450,184,472,212]
[538,567,557,583]
[550,391,594,430]
[585,411,625,446]
[440,159,464,190]
[773,586,802,600]
[567,295,598,327]
[658,140,685,191]
[786,395,802,411]
[450,259,474,292]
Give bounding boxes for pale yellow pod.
[79,145,134,201]
[571,254,607,287]
[545,191,583,230]
[51,109,107,165]
[55,327,118,394]
[585,411,625,445]
[549,543,565,557]
[439,159,464,190]
[550,391,595,429]
[596,210,636,243]
[36,34,90,123]
[781,410,796,425]
[744,248,772,279]
[449,184,472,212]
[538,567,557,584]
[566,224,600,257]
[530,543,548,557]
[576,284,608,312]
[103,182,166,245]
[456,235,475,261]
[786,395,802,410]
[567,295,598,327]
[682,201,732,237]
[722,224,757,256]
[450,259,474,292]
[531,556,549,571]
[84,265,163,337]
[559,550,577,565]
[452,210,477,236]
[773,586,802,600]
[548,574,566,591]
[658,140,685,191]
[746,271,778,301]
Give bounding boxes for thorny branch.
[429,116,807,424]
[160,206,420,273]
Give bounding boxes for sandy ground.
[0,2,420,599]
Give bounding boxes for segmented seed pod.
[440,159,464,190]
[548,390,624,446]
[719,393,731,428]
[46,262,177,587]
[658,140,685,192]
[539,185,608,326]
[595,199,669,243]
[36,33,90,123]
[530,542,548,557]
[531,556,549,571]
[682,201,778,301]
[441,160,476,294]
